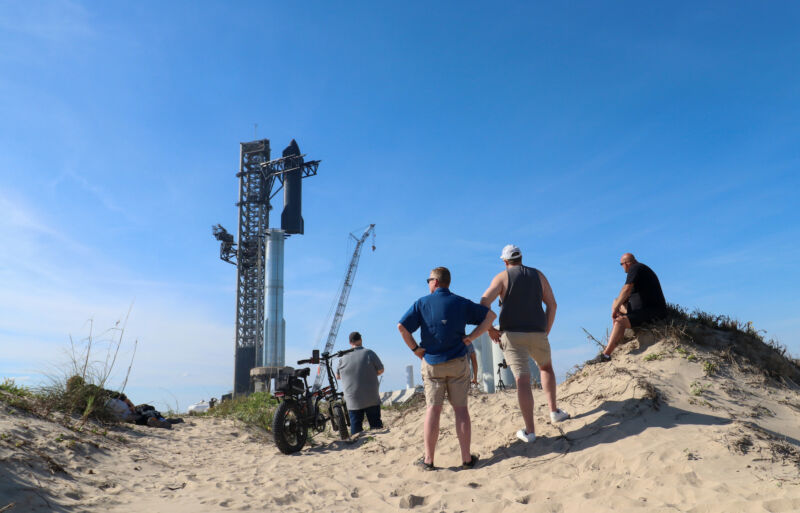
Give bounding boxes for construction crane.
[312,224,376,391]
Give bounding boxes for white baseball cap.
[500,244,522,260]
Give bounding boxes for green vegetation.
[644,353,662,362]
[665,303,800,383]
[690,380,710,396]
[1,311,138,427]
[703,361,717,376]
[0,378,31,398]
[0,378,36,412]
[207,392,279,431]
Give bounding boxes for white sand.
[3,331,800,512]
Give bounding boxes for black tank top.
[499,265,547,332]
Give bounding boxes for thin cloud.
[0,0,94,42]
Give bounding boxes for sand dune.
[2,327,800,512]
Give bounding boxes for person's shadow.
[480,398,738,468]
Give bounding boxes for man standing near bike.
[336,331,385,435]
[398,266,496,470]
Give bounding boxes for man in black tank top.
[481,245,570,443]
[588,253,667,364]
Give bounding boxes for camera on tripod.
[496,359,508,390]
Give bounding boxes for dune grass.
[1,310,138,428]
[573,303,800,384]
[205,392,279,431]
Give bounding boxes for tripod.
[496,359,508,391]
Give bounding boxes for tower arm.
[212,224,238,265]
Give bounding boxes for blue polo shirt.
[399,288,489,365]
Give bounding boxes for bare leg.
[605,316,631,356]
[423,405,442,465]
[539,363,557,412]
[516,374,535,434]
[452,405,471,463]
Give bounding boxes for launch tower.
[213,139,319,395]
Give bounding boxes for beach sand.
[3,330,800,512]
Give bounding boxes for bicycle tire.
[332,403,349,440]
[272,400,308,454]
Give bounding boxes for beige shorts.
[421,355,470,407]
[500,331,552,378]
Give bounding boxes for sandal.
[462,454,480,469]
[415,457,436,471]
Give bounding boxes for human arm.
[480,272,505,308]
[470,351,478,384]
[463,308,497,345]
[398,323,426,360]
[539,271,557,335]
[480,272,506,342]
[612,284,634,318]
[371,351,385,376]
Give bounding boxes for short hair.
[506,256,522,265]
[430,266,451,287]
[349,331,362,343]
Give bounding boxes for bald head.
[620,253,637,272]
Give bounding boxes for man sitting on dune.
[398,266,496,470]
[588,253,667,364]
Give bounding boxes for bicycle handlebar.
[297,347,356,366]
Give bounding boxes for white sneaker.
[516,429,536,443]
[550,408,570,423]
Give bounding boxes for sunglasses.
[426,277,437,283]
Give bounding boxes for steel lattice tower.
[214,138,319,395]
[233,139,271,394]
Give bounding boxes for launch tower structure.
[213,139,319,395]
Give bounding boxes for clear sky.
[2,1,798,412]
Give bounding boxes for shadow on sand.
[480,398,733,469]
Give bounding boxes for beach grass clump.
[703,361,718,376]
[655,304,800,383]
[0,378,39,413]
[3,310,139,427]
[207,392,279,431]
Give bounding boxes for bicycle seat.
[294,367,311,378]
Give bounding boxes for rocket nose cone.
[282,139,300,157]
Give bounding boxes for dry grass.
[0,309,138,428]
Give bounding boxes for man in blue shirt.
[398,266,496,470]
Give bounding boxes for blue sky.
[1,1,798,411]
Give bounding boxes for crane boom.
[313,223,375,390]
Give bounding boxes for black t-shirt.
[625,263,666,312]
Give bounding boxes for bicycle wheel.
[332,403,349,440]
[272,400,308,454]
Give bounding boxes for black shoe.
[586,353,611,365]
[462,454,479,469]
[415,457,436,471]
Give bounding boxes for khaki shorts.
[421,355,470,407]
[500,331,552,378]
